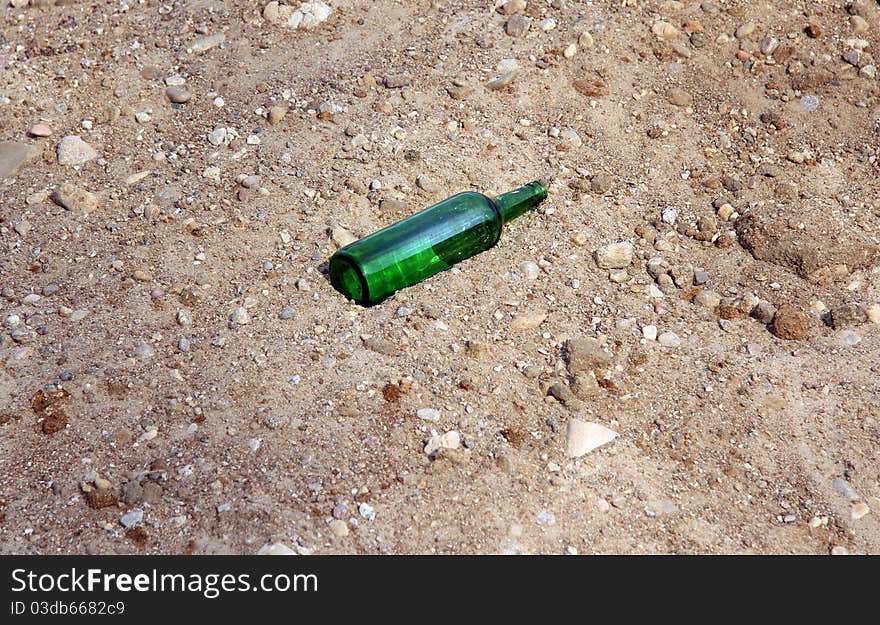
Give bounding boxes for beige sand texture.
[1,0,879,554]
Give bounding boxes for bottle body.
[329,182,546,306]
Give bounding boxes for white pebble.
[565,419,618,458]
[519,261,540,280]
[658,331,681,348]
[416,408,441,422]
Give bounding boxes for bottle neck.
[493,181,547,224]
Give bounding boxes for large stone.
[505,14,531,37]
[51,183,99,212]
[510,310,547,330]
[668,88,693,107]
[190,33,225,53]
[263,1,332,29]
[485,72,517,91]
[498,0,527,15]
[0,142,39,179]
[830,303,867,329]
[652,21,680,40]
[565,419,618,458]
[257,542,297,555]
[772,304,812,340]
[564,337,612,374]
[594,241,634,269]
[119,509,144,528]
[735,210,879,283]
[165,87,192,103]
[57,135,98,166]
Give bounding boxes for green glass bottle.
[329,181,547,306]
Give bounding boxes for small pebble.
[485,72,517,91]
[652,21,680,41]
[505,15,531,37]
[851,502,870,520]
[268,105,288,125]
[510,311,547,330]
[536,510,556,526]
[176,308,193,327]
[497,0,526,15]
[832,477,860,501]
[519,261,540,280]
[658,332,681,348]
[119,509,144,529]
[694,290,721,308]
[229,306,251,326]
[751,302,777,325]
[424,430,460,455]
[332,504,349,520]
[166,87,192,104]
[257,543,297,556]
[735,21,756,39]
[548,382,575,405]
[565,418,618,457]
[609,269,628,283]
[329,519,349,537]
[662,207,678,225]
[417,407,441,422]
[594,241,633,269]
[28,124,52,138]
[190,33,225,53]
[800,95,820,112]
[834,330,861,347]
[358,502,376,521]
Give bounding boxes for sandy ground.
[1,0,879,555]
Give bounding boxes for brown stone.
[717,304,741,320]
[772,304,812,340]
[571,371,601,398]
[573,78,609,98]
[85,488,117,509]
[735,211,879,283]
[564,337,613,374]
[32,388,70,435]
[500,427,529,448]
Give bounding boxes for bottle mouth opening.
[329,253,369,305]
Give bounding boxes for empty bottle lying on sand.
[329,181,548,306]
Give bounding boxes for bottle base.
[329,253,370,305]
